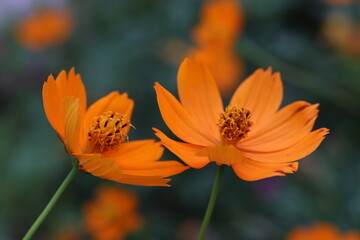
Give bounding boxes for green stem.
[197,165,225,240]
[23,166,78,240]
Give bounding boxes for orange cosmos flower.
[15,8,72,51]
[322,12,360,58]
[43,68,188,186]
[154,58,329,181]
[286,223,360,240]
[189,0,245,95]
[192,0,244,51]
[83,185,142,240]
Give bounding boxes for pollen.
[88,111,131,152]
[218,105,252,144]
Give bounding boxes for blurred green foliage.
[1,0,360,239]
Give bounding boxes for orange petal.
[42,68,86,139]
[116,174,172,187]
[113,139,188,182]
[232,159,298,181]
[154,128,210,169]
[230,68,283,130]
[55,68,87,116]
[75,153,119,177]
[43,74,64,138]
[114,139,189,175]
[239,102,319,152]
[242,128,329,163]
[177,58,223,142]
[112,139,164,165]
[83,91,134,134]
[63,97,82,153]
[207,143,245,166]
[154,82,216,146]
[119,161,189,177]
[75,153,172,186]
[61,68,87,116]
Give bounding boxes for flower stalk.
[197,165,225,240]
[23,165,78,240]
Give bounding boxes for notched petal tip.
[277,162,299,174]
[119,174,174,187]
[57,69,67,78]
[319,128,330,136]
[46,74,55,83]
[69,66,76,73]
[265,66,273,73]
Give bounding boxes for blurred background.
[1,0,360,239]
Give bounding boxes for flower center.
[218,105,252,144]
[88,111,131,152]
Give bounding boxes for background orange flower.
[188,0,245,95]
[83,185,143,240]
[15,7,73,51]
[192,0,244,51]
[322,12,360,58]
[286,223,360,240]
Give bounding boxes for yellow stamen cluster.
[88,111,130,152]
[218,105,252,144]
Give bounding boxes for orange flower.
[83,185,142,240]
[15,8,72,51]
[192,0,244,51]
[154,58,329,181]
[189,0,245,95]
[43,68,188,186]
[322,12,360,58]
[286,223,360,240]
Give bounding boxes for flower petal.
[63,68,87,116]
[43,74,63,138]
[115,174,172,187]
[232,159,298,181]
[241,128,329,163]
[42,68,86,139]
[154,128,210,169]
[119,161,189,177]
[207,143,245,166]
[112,139,188,185]
[83,91,134,134]
[154,82,216,146]
[75,153,118,177]
[76,153,170,186]
[230,68,283,130]
[177,58,223,142]
[111,139,164,165]
[63,97,82,153]
[239,101,319,152]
